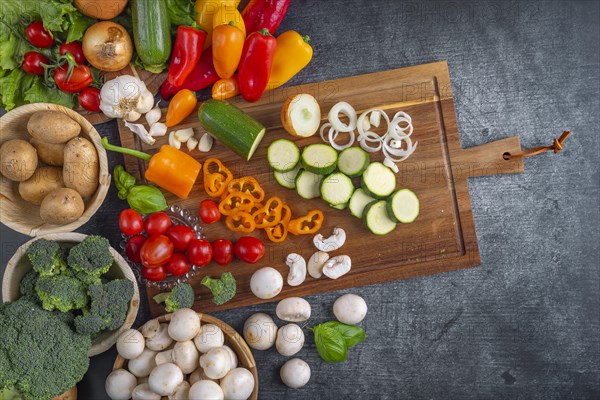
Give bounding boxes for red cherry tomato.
[144,212,172,236]
[166,253,191,276]
[78,87,101,112]
[187,239,212,267]
[59,42,85,64]
[118,209,144,236]
[166,225,196,252]
[212,239,234,266]
[140,235,174,268]
[141,265,167,282]
[125,234,147,263]
[234,236,265,264]
[199,199,221,224]
[25,21,53,48]
[53,64,93,93]
[22,52,49,75]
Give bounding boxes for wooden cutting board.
[117,61,524,315]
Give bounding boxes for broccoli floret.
[25,239,67,277]
[67,235,113,280]
[35,275,88,313]
[19,270,39,299]
[153,283,195,312]
[0,298,91,400]
[201,272,236,305]
[73,279,134,335]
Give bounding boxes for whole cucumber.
[131,0,171,72]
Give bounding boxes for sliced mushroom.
[313,227,346,252]
[307,251,329,279]
[322,255,352,279]
[286,253,306,286]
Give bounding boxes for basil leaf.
[321,321,366,348]
[114,165,136,200]
[313,324,347,363]
[127,186,168,214]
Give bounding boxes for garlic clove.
[125,110,142,122]
[149,122,167,137]
[198,133,213,152]
[187,137,199,151]
[136,90,155,114]
[125,121,155,145]
[174,128,194,143]
[168,131,181,149]
[145,103,162,126]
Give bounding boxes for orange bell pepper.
[212,76,240,100]
[225,210,256,233]
[265,204,291,242]
[267,30,313,90]
[252,196,283,228]
[219,191,255,215]
[166,89,198,127]
[288,209,324,235]
[203,158,233,197]
[224,176,265,203]
[213,22,245,79]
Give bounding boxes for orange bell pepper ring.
[252,196,284,228]
[224,176,265,203]
[288,209,324,235]
[264,204,291,243]
[225,210,256,233]
[203,158,233,197]
[219,191,255,215]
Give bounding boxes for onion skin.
[83,21,133,72]
[75,0,128,20]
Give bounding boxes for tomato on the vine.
[141,265,167,281]
[212,239,234,266]
[22,52,48,75]
[187,239,212,267]
[78,87,101,112]
[199,199,221,224]
[234,236,265,264]
[166,225,195,252]
[125,234,147,263]
[119,209,144,236]
[59,42,85,65]
[166,253,191,276]
[144,212,172,236]
[25,21,53,48]
[53,64,93,93]
[140,235,174,268]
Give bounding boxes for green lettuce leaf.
[166,0,197,27]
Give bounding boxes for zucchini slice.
[387,189,420,223]
[295,170,324,199]
[330,203,348,210]
[363,200,397,235]
[361,162,396,199]
[274,164,301,189]
[338,147,370,177]
[268,139,300,172]
[348,188,375,218]
[301,144,338,175]
[320,172,354,205]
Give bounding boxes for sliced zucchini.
[363,200,397,235]
[320,172,354,205]
[301,143,338,175]
[348,188,375,218]
[361,162,396,199]
[274,164,301,189]
[338,147,370,177]
[330,203,347,210]
[295,170,324,199]
[387,189,420,223]
[268,139,300,172]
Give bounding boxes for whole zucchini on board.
[198,100,266,161]
[131,0,171,72]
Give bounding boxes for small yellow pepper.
[267,30,313,90]
[195,0,242,49]
[166,89,197,127]
[213,21,245,79]
[212,76,240,100]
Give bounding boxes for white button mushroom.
[154,350,173,366]
[333,294,368,324]
[148,363,184,396]
[220,368,255,400]
[140,319,160,339]
[313,227,346,252]
[250,267,284,299]
[193,323,225,353]
[116,329,145,360]
[307,251,329,279]
[169,381,190,400]
[243,313,278,350]
[189,368,217,385]
[280,358,311,389]
[131,383,160,400]
[172,340,200,374]
[146,323,173,351]
[199,347,232,379]
[188,380,224,400]
[105,369,137,400]
[285,253,307,286]
[322,255,352,279]
[276,297,312,322]
[275,323,305,356]
[168,308,201,342]
[222,345,238,369]
[128,348,157,378]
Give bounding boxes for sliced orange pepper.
[225,210,256,232]
[252,196,284,228]
[288,209,324,235]
[203,158,233,197]
[265,204,291,243]
[223,176,265,203]
[219,191,255,215]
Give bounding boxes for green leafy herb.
[311,324,348,363]
[166,0,197,28]
[320,321,366,348]
[113,165,167,214]
[114,165,137,200]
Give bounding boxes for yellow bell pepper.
[267,30,313,90]
[195,0,242,49]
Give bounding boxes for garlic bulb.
[100,75,155,121]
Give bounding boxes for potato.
[0,139,38,182]
[63,137,99,198]
[40,188,84,225]
[30,138,65,166]
[27,111,81,144]
[18,167,65,205]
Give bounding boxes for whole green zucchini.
[131,0,171,73]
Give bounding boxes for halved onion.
[281,93,321,137]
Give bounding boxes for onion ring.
[328,128,355,151]
[328,102,357,132]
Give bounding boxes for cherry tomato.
[25,21,53,48]
[59,42,85,64]
[140,235,174,268]
[166,225,195,252]
[22,52,48,75]
[141,265,167,282]
[125,234,147,263]
[53,64,93,93]
[166,253,191,276]
[118,209,144,236]
[187,239,212,267]
[212,239,234,266]
[78,87,101,112]
[234,236,265,264]
[199,199,221,224]
[144,212,172,236]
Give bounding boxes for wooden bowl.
[113,313,259,400]
[0,103,110,236]
[1,233,140,357]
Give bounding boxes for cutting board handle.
[454,136,524,177]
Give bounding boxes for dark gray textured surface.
[1,0,599,399]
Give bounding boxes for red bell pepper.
[167,26,207,87]
[160,47,219,100]
[238,29,277,102]
[242,0,291,35]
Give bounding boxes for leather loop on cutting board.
[504,131,571,160]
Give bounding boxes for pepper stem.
[302,35,311,43]
[101,137,152,162]
[258,28,271,36]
